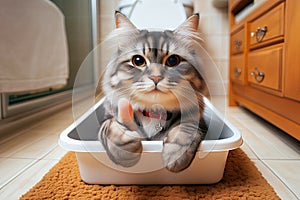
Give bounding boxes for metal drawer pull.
[234,40,242,49]
[255,26,268,42]
[251,67,265,83]
[234,68,242,77]
[250,26,268,42]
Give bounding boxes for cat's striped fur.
[98,12,209,172]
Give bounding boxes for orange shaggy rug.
[21,149,279,199]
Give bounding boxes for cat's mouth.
[147,84,171,94]
[149,88,165,93]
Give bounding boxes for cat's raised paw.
[100,119,142,167]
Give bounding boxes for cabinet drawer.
[230,54,245,83]
[248,45,282,91]
[231,28,244,54]
[249,3,284,46]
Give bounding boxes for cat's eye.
[132,55,146,67]
[165,54,181,67]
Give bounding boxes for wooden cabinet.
[249,3,284,48]
[231,54,245,84]
[229,0,300,140]
[231,28,245,54]
[248,44,282,92]
[285,0,300,102]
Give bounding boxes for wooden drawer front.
[231,54,244,83]
[231,28,244,54]
[249,3,284,46]
[248,45,282,91]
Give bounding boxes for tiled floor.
[0,96,299,200]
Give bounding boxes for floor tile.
[0,159,59,200]
[232,117,300,160]
[0,158,36,189]
[0,118,49,146]
[253,160,298,200]
[240,142,258,160]
[264,160,300,199]
[32,118,73,135]
[0,129,29,147]
[210,96,228,113]
[11,134,58,159]
[0,130,52,158]
[227,107,258,121]
[43,145,68,160]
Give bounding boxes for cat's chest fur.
[134,110,178,139]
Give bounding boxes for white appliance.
[118,0,193,30]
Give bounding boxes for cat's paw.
[162,143,195,172]
[117,98,137,131]
[105,119,142,167]
[99,98,142,167]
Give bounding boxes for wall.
[194,0,229,95]
[98,0,118,42]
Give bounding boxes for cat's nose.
[149,75,163,85]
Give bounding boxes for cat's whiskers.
[133,83,151,88]
[161,82,177,89]
[175,84,204,94]
[107,87,133,99]
[172,86,205,108]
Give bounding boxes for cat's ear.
[115,11,137,30]
[175,13,199,33]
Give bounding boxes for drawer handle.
[234,68,242,77]
[251,68,265,83]
[234,40,242,49]
[251,26,268,42]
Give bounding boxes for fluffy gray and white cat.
[98,12,209,172]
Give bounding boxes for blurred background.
[0,0,229,120]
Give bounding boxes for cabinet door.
[285,0,300,101]
[248,45,282,92]
[231,28,245,54]
[230,54,245,84]
[249,3,284,47]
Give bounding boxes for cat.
[98,11,209,173]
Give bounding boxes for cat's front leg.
[98,98,142,167]
[162,124,202,172]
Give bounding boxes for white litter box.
[59,97,242,185]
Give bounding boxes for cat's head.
[102,12,208,111]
